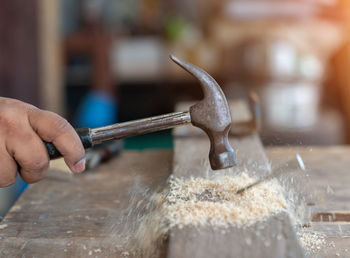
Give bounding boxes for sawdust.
[117,165,327,257]
[165,173,287,228]
[297,231,326,254]
[298,231,350,257]
[128,172,289,257]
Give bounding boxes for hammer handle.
[46,111,191,159]
[90,111,191,144]
[45,128,93,159]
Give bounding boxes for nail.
[72,158,86,173]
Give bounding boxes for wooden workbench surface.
[0,150,173,257]
[267,146,350,257]
[0,146,349,257]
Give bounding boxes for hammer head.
[170,55,236,170]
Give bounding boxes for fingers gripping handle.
[45,128,93,159]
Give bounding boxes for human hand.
[0,97,85,187]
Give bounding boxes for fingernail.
[72,158,86,173]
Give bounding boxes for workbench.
[0,146,349,257]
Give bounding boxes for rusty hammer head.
[170,55,236,170]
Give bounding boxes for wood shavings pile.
[164,173,287,228]
[128,173,289,256]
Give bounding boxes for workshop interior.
[1,0,350,257]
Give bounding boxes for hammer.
[45,56,236,170]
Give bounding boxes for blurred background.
[0,0,349,217]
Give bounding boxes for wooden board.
[169,212,302,258]
[0,150,172,257]
[266,146,350,257]
[168,101,305,258]
[173,135,271,178]
[0,146,349,257]
[266,146,350,212]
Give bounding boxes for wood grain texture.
[266,146,350,257]
[0,146,350,257]
[169,102,305,258]
[169,213,303,258]
[0,150,172,258]
[265,146,350,212]
[173,135,271,179]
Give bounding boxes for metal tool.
[45,55,235,170]
[236,154,306,194]
[230,91,261,136]
[84,140,123,170]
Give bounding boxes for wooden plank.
[307,223,350,256]
[0,150,172,257]
[312,211,350,222]
[169,102,305,258]
[265,146,350,212]
[1,145,349,257]
[173,135,271,178]
[266,146,350,257]
[169,211,303,258]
